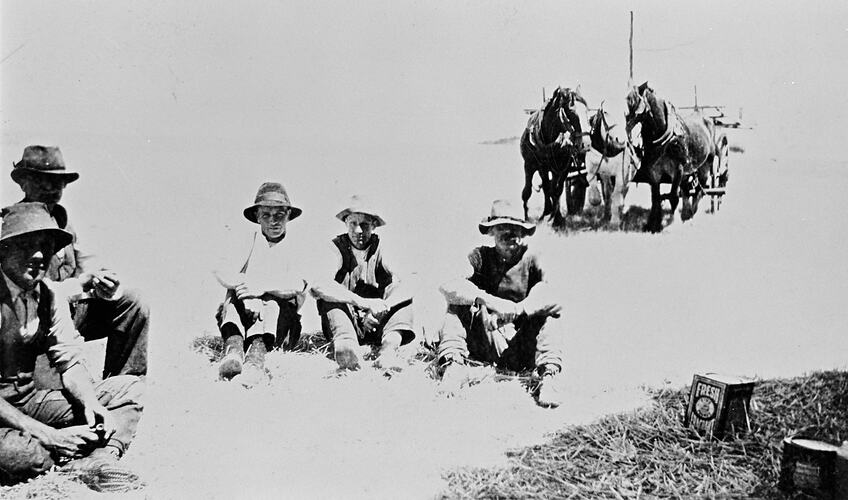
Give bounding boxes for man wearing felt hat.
[0,203,144,488]
[213,182,308,387]
[310,195,415,372]
[436,199,565,408]
[10,145,150,381]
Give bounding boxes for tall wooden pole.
[629,11,634,81]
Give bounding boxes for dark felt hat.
[243,182,302,223]
[11,146,79,184]
[478,199,536,235]
[0,202,73,248]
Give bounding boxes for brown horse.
[520,86,592,225]
[625,82,717,232]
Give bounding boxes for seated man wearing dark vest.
[437,199,565,408]
[311,196,415,371]
[0,203,144,489]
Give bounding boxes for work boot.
[218,335,245,380]
[438,357,468,397]
[536,364,563,409]
[334,338,362,371]
[237,336,268,388]
[62,448,142,493]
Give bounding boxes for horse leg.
[538,168,554,219]
[645,182,663,233]
[551,172,566,226]
[608,174,623,228]
[668,171,683,226]
[521,162,535,220]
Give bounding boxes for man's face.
[491,224,529,257]
[0,232,56,290]
[19,175,68,206]
[256,206,290,240]
[345,213,375,250]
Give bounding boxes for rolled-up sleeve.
[43,284,85,373]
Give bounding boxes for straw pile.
[441,370,848,499]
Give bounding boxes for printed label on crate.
[688,381,721,435]
[794,461,822,490]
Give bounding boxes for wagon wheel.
[707,134,729,212]
[716,134,729,188]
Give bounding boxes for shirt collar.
[2,271,39,303]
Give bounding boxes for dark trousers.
[74,288,150,378]
[0,375,144,485]
[218,293,302,350]
[438,305,563,372]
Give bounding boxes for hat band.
[17,160,69,172]
[254,193,291,205]
[486,216,529,224]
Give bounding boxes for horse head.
[590,101,626,156]
[549,86,592,153]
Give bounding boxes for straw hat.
[335,195,386,228]
[243,182,302,223]
[0,202,73,248]
[478,199,536,235]
[11,146,80,184]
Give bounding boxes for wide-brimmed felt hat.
[335,195,386,228]
[0,202,73,248]
[11,146,79,184]
[478,199,536,235]
[243,182,302,223]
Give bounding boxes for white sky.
[3,0,846,151]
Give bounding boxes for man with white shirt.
[214,182,308,386]
[311,195,415,372]
[0,203,144,488]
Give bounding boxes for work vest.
[331,234,392,299]
[0,279,55,405]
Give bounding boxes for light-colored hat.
[243,182,302,223]
[478,199,536,235]
[0,202,73,248]
[335,195,386,228]
[11,145,80,185]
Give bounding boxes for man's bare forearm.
[439,278,518,314]
[61,363,100,409]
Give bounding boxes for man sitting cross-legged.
[0,203,144,489]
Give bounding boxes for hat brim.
[478,218,536,235]
[336,209,386,228]
[243,202,302,223]
[0,227,73,250]
[11,167,79,184]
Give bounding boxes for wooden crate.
[683,373,754,439]
[779,438,848,499]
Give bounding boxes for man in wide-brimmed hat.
[0,203,144,489]
[437,199,565,408]
[10,145,150,381]
[311,195,415,372]
[213,182,308,386]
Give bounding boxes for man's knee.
[0,429,55,485]
[117,288,150,319]
[319,304,357,343]
[96,375,146,408]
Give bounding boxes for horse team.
[521,81,729,232]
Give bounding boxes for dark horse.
[520,86,592,224]
[625,82,717,232]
